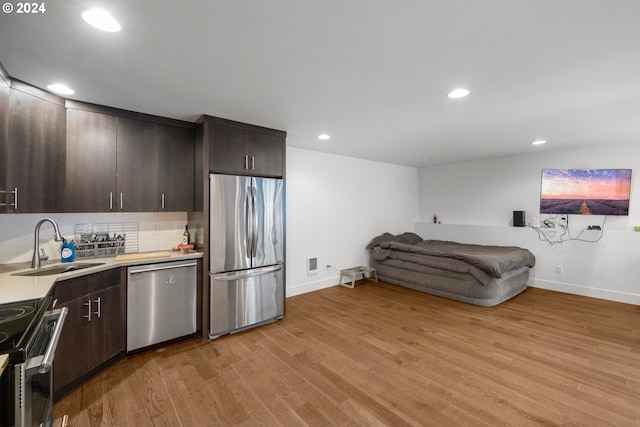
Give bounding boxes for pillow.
[396,232,423,245]
[366,232,402,249]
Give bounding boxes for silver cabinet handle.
[94,296,101,318]
[161,193,166,210]
[251,156,255,170]
[84,300,92,321]
[120,192,123,210]
[1,188,18,209]
[109,192,113,210]
[244,155,249,170]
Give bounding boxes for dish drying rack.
[74,223,139,258]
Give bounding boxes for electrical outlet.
[152,225,159,236]
[556,265,564,274]
[532,216,540,227]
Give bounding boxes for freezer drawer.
[209,264,284,339]
[127,260,197,351]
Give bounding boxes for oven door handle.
[26,307,68,374]
[40,307,68,374]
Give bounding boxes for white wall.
[417,141,640,305]
[286,147,419,296]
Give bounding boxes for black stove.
[0,296,52,365]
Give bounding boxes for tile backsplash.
[0,212,188,264]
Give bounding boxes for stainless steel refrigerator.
[209,173,284,339]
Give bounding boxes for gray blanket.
[374,240,535,279]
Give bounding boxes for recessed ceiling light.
[531,140,547,145]
[82,9,121,32]
[318,134,331,141]
[47,83,74,95]
[447,88,470,99]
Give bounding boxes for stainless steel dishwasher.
[127,259,197,352]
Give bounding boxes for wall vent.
[307,256,318,275]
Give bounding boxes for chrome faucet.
[31,218,64,269]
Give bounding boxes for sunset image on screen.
[540,169,631,215]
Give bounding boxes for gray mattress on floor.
[368,238,535,307]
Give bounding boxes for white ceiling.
[1,0,639,167]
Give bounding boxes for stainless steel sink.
[12,262,105,277]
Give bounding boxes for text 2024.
[16,2,46,13]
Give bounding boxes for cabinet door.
[6,87,66,212]
[209,123,250,175]
[0,72,8,207]
[209,123,284,178]
[89,285,122,370]
[116,118,158,211]
[248,131,284,177]
[52,269,122,398]
[53,296,92,397]
[158,124,195,211]
[65,108,117,212]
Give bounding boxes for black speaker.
[513,211,525,227]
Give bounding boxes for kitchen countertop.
[0,251,203,305]
[0,354,7,377]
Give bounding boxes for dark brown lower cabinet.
[53,269,124,399]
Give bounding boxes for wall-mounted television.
[540,169,632,216]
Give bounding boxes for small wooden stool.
[338,266,378,289]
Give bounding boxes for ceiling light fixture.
[318,134,331,141]
[82,9,121,32]
[447,88,470,99]
[47,83,75,95]
[531,140,547,145]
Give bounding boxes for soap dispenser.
[61,238,75,263]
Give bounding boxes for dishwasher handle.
[128,260,197,275]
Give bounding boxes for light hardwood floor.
[54,282,640,427]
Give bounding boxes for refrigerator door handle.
[251,185,258,259]
[245,189,253,259]
[210,265,282,281]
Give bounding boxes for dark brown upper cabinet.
[158,124,195,211]
[115,117,159,212]
[65,108,117,212]
[66,102,193,213]
[66,110,158,212]
[3,81,66,213]
[205,117,285,178]
[0,65,9,208]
